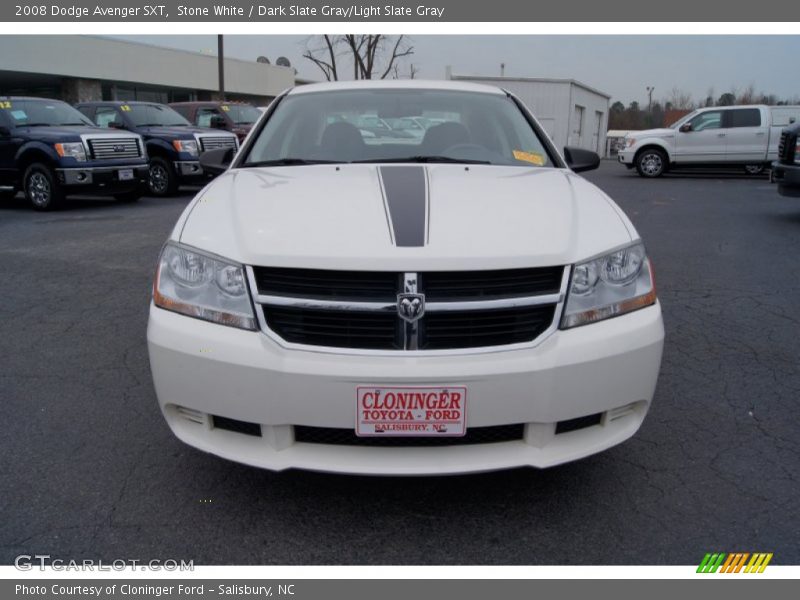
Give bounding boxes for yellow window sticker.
[513,150,546,166]
[0,101,12,109]
[120,105,132,112]
[220,105,230,111]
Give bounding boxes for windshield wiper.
[241,158,341,168]
[23,123,53,127]
[352,155,490,165]
[60,123,89,126]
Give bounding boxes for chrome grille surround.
[246,266,570,356]
[85,136,142,160]
[197,134,238,153]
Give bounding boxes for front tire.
[635,149,667,178]
[24,163,63,211]
[147,157,179,197]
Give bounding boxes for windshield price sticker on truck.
[356,386,467,437]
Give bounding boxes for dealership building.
[0,35,295,105]
[448,71,611,155]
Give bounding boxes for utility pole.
[646,86,654,112]
[217,34,225,101]
[500,63,505,77]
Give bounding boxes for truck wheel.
[148,157,179,197]
[744,164,765,176]
[114,189,143,203]
[635,149,667,178]
[24,163,64,211]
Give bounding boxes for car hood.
[630,128,676,139]
[137,125,224,138]
[17,125,126,142]
[177,164,636,270]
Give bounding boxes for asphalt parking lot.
[1,161,798,566]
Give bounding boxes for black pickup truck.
[772,123,800,197]
[0,97,148,210]
[75,101,238,197]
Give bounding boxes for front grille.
[199,135,237,153]
[422,267,562,300]
[778,130,799,163]
[294,424,525,447]
[265,306,400,350]
[254,267,399,301]
[252,266,564,351]
[87,137,141,160]
[422,305,557,350]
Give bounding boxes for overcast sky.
[110,35,800,105]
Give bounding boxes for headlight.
[626,138,637,148]
[794,141,800,164]
[561,242,656,329]
[153,242,256,330]
[172,139,199,157]
[54,142,87,162]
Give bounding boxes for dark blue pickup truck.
[0,97,148,210]
[75,101,238,197]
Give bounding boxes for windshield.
[0,99,93,127]
[127,104,191,127]
[242,89,555,167]
[222,104,261,125]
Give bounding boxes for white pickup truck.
[618,105,800,177]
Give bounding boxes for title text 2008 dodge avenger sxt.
[147,81,664,475]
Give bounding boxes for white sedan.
[147,80,664,475]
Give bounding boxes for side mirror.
[0,125,10,137]
[679,123,693,133]
[200,146,234,176]
[563,146,600,173]
[210,115,227,129]
[109,120,126,130]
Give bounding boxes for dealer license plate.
[118,169,134,181]
[356,386,467,437]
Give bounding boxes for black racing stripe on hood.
[379,166,428,247]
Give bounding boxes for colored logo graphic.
[697,552,773,573]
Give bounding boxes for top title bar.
[5,0,800,22]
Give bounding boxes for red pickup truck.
[169,101,261,143]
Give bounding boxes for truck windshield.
[222,104,261,125]
[128,104,191,127]
[242,88,556,167]
[1,99,93,127]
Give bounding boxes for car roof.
[287,79,507,97]
[76,101,164,106]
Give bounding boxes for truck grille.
[199,135,237,153]
[87,137,141,160]
[251,266,565,352]
[778,131,796,163]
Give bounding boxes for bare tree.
[667,86,694,110]
[302,35,414,81]
[736,84,756,105]
[302,35,339,81]
[391,62,420,80]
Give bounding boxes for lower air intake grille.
[294,424,525,447]
[555,413,603,435]
[212,415,262,437]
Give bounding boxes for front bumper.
[174,160,207,181]
[618,150,635,166]
[56,165,148,191]
[771,161,800,197]
[147,303,664,475]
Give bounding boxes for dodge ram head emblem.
[397,293,425,323]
